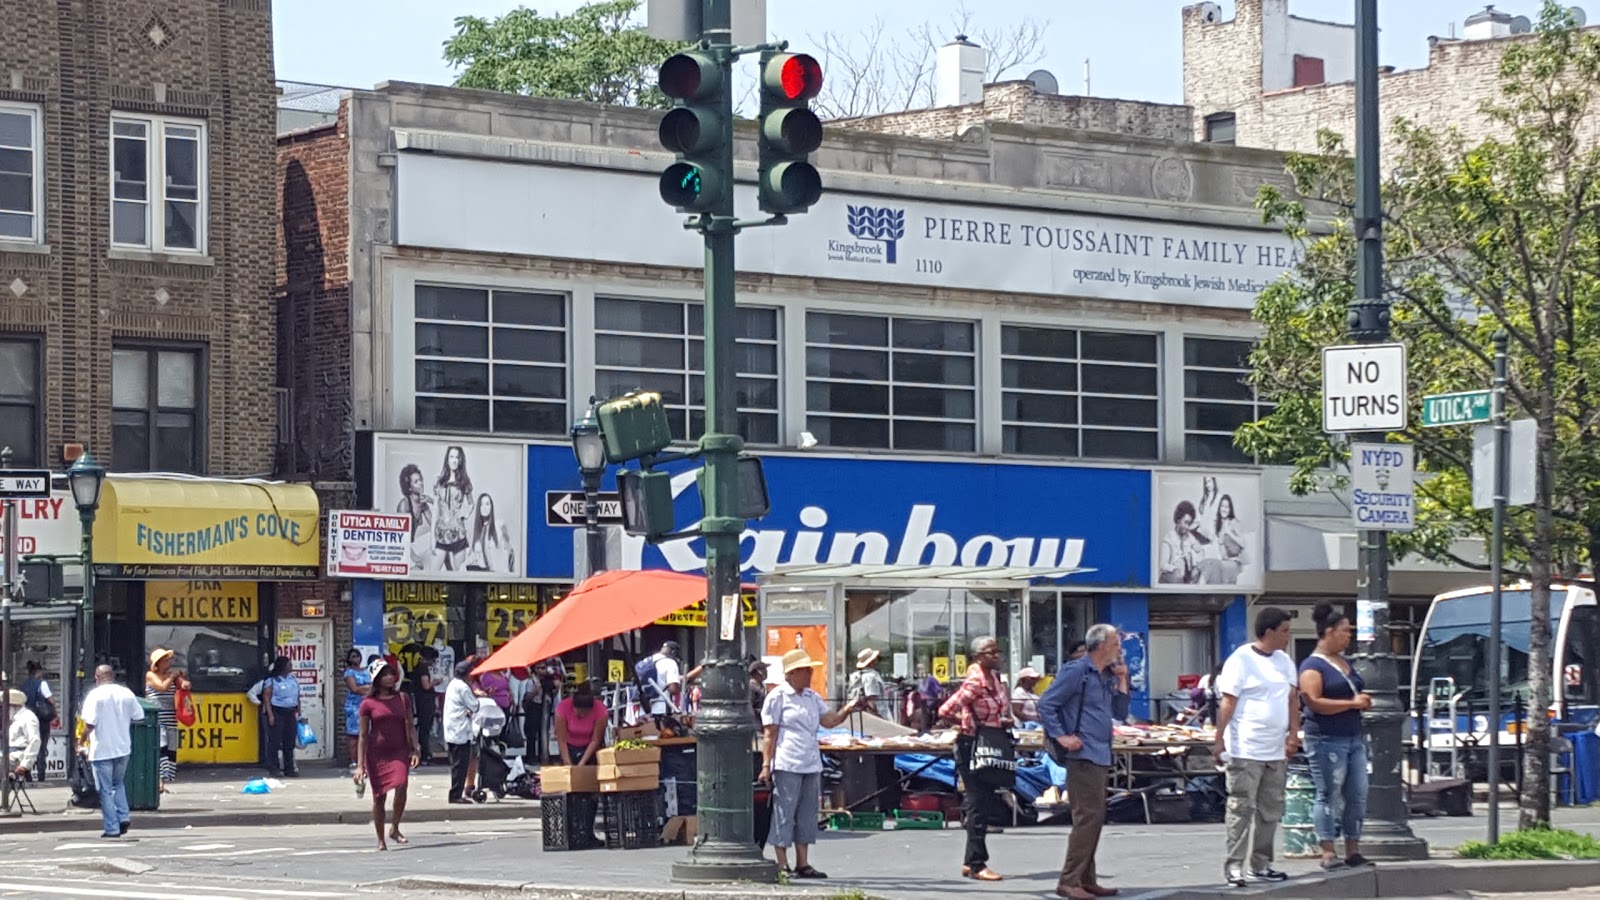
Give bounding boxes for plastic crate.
[827,811,886,831]
[542,792,602,851]
[603,789,663,850]
[891,810,945,829]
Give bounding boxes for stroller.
[471,700,535,802]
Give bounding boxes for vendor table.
[821,745,954,818]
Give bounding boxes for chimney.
[935,35,985,107]
[1463,5,1513,40]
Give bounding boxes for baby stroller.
[470,701,529,802]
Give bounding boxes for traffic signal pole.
[671,0,777,884]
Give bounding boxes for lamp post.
[66,451,105,791]
[571,404,608,682]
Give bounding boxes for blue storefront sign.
[525,446,1151,587]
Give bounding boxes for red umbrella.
[472,569,710,675]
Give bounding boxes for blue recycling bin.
[1571,730,1599,806]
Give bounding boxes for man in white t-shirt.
[1213,607,1300,888]
[79,665,145,839]
[648,641,683,717]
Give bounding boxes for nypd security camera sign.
[1322,343,1407,433]
[1349,442,1415,532]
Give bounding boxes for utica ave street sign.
[1421,390,1491,428]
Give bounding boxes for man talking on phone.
[1037,624,1130,899]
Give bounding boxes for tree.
[1239,1,1600,829]
[443,1,687,108]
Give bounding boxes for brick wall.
[838,81,1193,142]
[0,0,279,474]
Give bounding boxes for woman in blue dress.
[342,648,373,767]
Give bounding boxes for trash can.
[1281,757,1318,859]
[126,698,162,811]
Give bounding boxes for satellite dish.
[1509,14,1532,33]
[1025,69,1059,95]
[1572,6,1589,26]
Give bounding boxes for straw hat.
[855,648,881,670]
[1017,667,1042,681]
[5,689,23,707]
[150,648,175,667]
[780,648,818,674]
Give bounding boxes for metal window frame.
[110,342,207,473]
[108,113,209,254]
[999,323,1161,460]
[1180,335,1273,464]
[0,335,43,466]
[0,101,43,245]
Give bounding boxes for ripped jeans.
[1306,732,1368,843]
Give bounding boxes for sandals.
[792,865,828,879]
[962,866,1004,881]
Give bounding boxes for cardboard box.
[598,762,659,781]
[540,765,599,794]
[599,775,661,793]
[598,746,662,767]
[661,815,697,845]
[615,722,659,742]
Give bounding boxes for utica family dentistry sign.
[395,156,1301,311]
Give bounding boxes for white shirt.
[650,655,682,715]
[443,677,479,745]
[1216,643,1299,762]
[761,682,826,774]
[8,707,39,769]
[81,682,145,761]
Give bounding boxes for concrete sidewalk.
[0,763,540,834]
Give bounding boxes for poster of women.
[374,435,527,581]
[1149,470,1263,592]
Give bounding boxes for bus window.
[1413,589,1568,707]
[1562,604,1600,708]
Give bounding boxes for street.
[4,805,1600,900]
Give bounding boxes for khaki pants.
[1061,760,1110,889]
[1225,758,1287,873]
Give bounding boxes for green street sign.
[1421,389,1491,427]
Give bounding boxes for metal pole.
[1487,331,1509,843]
[71,502,95,792]
[672,0,774,883]
[1,464,13,815]
[1349,0,1429,860]
[583,471,606,682]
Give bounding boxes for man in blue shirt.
[1038,624,1130,900]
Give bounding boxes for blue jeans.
[91,755,130,836]
[1307,732,1367,844]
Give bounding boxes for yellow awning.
[92,478,321,580]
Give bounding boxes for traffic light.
[757,51,824,215]
[658,52,726,211]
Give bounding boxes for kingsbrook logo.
[835,205,905,264]
[623,468,1088,575]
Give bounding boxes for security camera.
[797,431,819,450]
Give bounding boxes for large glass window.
[0,103,41,242]
[844,587,1013,690]
[1002,325,1159,460]
[0,339,40,466]
[111,116,205,253]
[593,297,779,444]
[112,346,201,472]
[1184,337,1273,463]
[806,312,976,452]
[414,285,568,435]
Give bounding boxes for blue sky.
[273,1,1542,104]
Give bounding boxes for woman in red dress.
[356,658,421,850]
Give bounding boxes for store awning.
[92,476,322,580]
[1265,514,1489,596]
[764,563,1095,584]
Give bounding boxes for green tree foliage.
[1239,1,1600,829]
[443,1,687,108]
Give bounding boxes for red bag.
[174,688,197,727]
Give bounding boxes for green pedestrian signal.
[757,51,824,215]
[658,52,726,212]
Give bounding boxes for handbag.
[174,687,197,727]
[970,725,1017,788]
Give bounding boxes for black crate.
[603,789,663,850]
[542,792,602,851]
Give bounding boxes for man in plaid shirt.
[940,636,1013,882]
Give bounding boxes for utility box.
[126,698,162,811]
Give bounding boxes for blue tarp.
[890,752,1056,803]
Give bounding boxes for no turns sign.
[1322,343,1407,433]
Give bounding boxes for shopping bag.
[174,688,197,727]
[970,725,1017,789]
[296,719,317,748]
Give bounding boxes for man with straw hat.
[7,688,40,779]
[847,648,889,719]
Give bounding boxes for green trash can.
[1281,757,1318,859]
[126,698,162,811]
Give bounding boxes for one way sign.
[0,469,51,499]
[546,491,623,527]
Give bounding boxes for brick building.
[1181,0,1600,153]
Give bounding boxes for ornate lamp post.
[570,404,608,680]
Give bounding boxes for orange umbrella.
[472,569,710,676]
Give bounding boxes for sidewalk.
[0,763,540,834]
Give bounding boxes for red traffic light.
[765,53,823,102]
[660,52,721,102]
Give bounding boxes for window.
[0,104,41,242]
[1183,337,1273,463]
[1204,112,1236,145]
[413,285,568,435]
[0,340,40,466]
[111,115,205,252]
[112,347,202,472]
[593,297,779,444]
[1001,325,1159,460]
[806,312,976,452]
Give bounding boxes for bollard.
[1281,756,1319,859]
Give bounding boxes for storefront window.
[844,587,1012,684]
[141,581,267,765]
[1025,590,1094,676]
[383,582,466,679]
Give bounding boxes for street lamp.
[65,450,105,794]
[570,404,608,682]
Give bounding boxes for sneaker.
[1320,858,1345,871]
[1250,868,1289,882]
[119,821,129,836]
[1345,854,1373,868]
[1224,867,1248,888]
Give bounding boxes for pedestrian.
[20,661,54,782]
[1067,641,1088,662]
[1011,667,1044,724]
[939,636,1014,882]
[410,647,439,764]
[1300,603,1374,871]
[476,666,512,714]
[356,657,421,852]
[847,649,889,718]
[144,648,189,792]
[748,659,770,718]
[341,648,372,768]
[261,655,302,777]
[556,679,608,766]
[1213,607,1300,888]
[7,688,40,779]
[759,648,864,879]
[443,659,479,804]
[1038,624,1130,899]
[79,664,145,839]
[639,640,683,719]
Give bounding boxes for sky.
[272,1,1552,105]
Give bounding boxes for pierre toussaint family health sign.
[326,511,411,577]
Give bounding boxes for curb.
[1142,859,1600,899]
[358,876,859,899]
[0,800,543,835]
